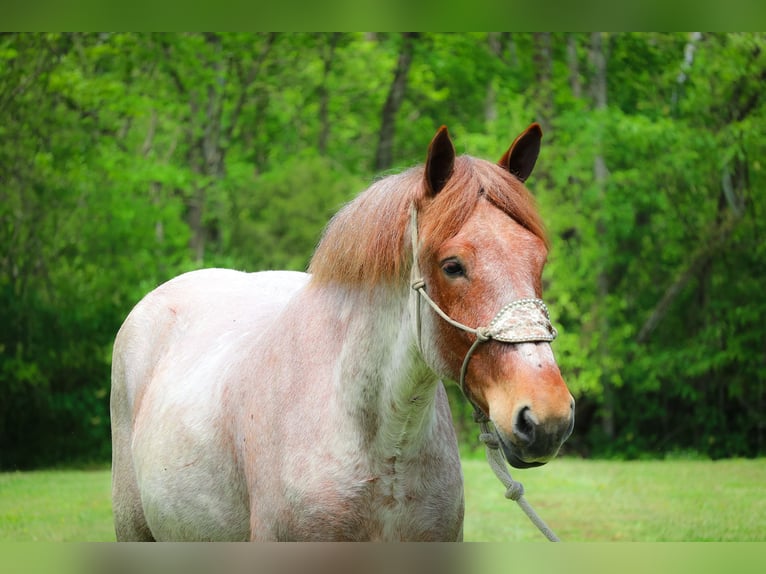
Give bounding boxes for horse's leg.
[110,338,154,541]
[111,435,154,540]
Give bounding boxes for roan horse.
[110,124,574,541]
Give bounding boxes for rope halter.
[409,204,558,406]
[409,203,562,542]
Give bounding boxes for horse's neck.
[318,283,440,461]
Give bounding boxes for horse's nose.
[511,398,575,454]
[513,406,537,448]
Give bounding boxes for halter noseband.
[409,204,558,413]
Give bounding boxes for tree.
[2,33,765,468]
[374,32,419,171]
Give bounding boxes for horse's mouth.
[503,450,546,469]
[496,432,547,469]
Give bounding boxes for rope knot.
[475,327,492,342]
[479,432,500,450]
[412,279,426,291]
[472,409,490,424]
[504,481,525,501]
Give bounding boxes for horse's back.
[110,268,309,541]
[112,268,308,433]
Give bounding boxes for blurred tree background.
[1,32,764,469]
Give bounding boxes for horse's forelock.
[421,157,548,255]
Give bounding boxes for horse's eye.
[441,259,466,279]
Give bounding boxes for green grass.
[463,457,766,541]
[0,468,114,542]
[1,458,764,541]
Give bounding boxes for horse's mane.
[308,155,547,288]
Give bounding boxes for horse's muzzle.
[495,400,575,469]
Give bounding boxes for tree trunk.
[589,32,614,439]
[225,33,276,149]
[567,34,582,99]
[318,33,341,155]
[485,33,502,123]
[186,33,228,264]
[532,33,554,135]
[374,32,419,172]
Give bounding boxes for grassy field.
[0,468,114,542]
[462,457,766,541]
[1,458,764,542]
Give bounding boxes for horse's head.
[413,124,574,469]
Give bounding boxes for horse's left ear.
[499,123,542,183]
[425,125,455,196]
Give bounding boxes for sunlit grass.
[0,468,114,542]
[1,458,764,541]
[463,457,766,541]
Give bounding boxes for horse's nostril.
[513,406,536,447]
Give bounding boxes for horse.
[110,123,575,541]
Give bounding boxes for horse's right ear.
[499,123,542,183]
[425,125,455,196]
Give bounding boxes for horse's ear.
[499,123,542,183]
[425,125,455,196]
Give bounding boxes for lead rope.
[474,411,561,542]
[409,205,561,542]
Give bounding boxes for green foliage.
[540,33,766,459]
[220,150,365,271]
[1,33,765,468]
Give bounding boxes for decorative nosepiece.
[483,298,557,343]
